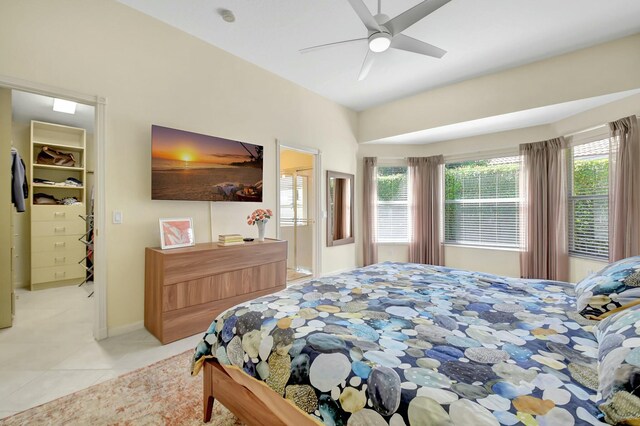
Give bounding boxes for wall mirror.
[327,170,354,247]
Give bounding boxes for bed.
[191,262,607,425]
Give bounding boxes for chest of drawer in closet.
[31,249,87,268]
[31,235,84,253]
[31,220,86,237]
[31,264,85,285]
[31,204,85,222]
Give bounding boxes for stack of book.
[218,234,244,246]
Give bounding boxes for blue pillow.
[575,256,640,320]
[593,304,640,424]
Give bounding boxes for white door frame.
[275,140,322,277]
[0,74,108,340]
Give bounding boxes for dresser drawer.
[31,264,85,284]
[32,220,86,237]
[31,204,85,222]
[31,249,87,268]
[31,235,84,253]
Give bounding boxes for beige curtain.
[609,115,640,261]
[362,157,378,266]
[408,156,444,266]
[520,137,569,281]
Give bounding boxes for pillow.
[575,256,640,320]
[593,304,640,424]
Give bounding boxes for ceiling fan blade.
[385,0,451,36]
[358,50,376,81]
[346,0,381,32]
[391,34,446,58]
[299,37,368,54]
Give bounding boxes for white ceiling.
[365,89,640,144]
[118,0,640,111]
[12,90,95,132]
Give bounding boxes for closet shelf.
[32,183,84,189]
[33,164,83,171]
[32,140,85,151]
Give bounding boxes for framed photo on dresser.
[159,217,195,249]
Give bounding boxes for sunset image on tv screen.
[151,125,263,202]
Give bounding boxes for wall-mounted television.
[151,125,263,202]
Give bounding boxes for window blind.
[377,166,410,243]
[568,139,609,258]
[444,156,520,248]
[280,174,308,226]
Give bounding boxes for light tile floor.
[0,284,201,419]
[286,268,313,283]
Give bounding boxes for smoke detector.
[218,9,235,23]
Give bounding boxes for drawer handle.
[54,227,66,233]
[54,257,66,263]
[54,271,66,278]
[54,242,66,247]
[54,212,66,217]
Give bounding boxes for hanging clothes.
[11,147,28,212]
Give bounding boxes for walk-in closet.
[1,88,96,333]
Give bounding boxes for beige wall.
[379,244,607,283]
[0,0,358,332]
[359,33,640,143]
[570,257,607,283]
[280,149,314,171]
[0,88,13,328]
[554,93,640,136]
[10,122,30,289]
[445,246,520,278]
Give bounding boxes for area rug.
[1,350,243,426]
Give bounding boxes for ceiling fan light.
[368,33,392,53]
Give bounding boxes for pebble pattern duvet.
[192,262,609,425]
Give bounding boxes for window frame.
[567,133,610,260]
[279,173,309,228]
[443,155,522,250]
[375,162,411,244]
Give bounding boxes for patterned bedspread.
[192,262,607,425]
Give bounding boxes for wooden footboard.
[203,360,319,425]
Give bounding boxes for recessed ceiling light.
[218,9,235,23]
[53,98,77,114]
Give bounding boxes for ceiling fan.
[300,0,451,80]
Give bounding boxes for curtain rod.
[564,124,606,138]
[564,114,639,138]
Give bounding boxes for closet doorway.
[277,144,321,283]
[0,77,106,340]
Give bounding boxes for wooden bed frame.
[203,359,320,426]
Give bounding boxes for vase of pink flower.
[247,208,273,241]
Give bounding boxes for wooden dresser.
[144,239,287,344]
